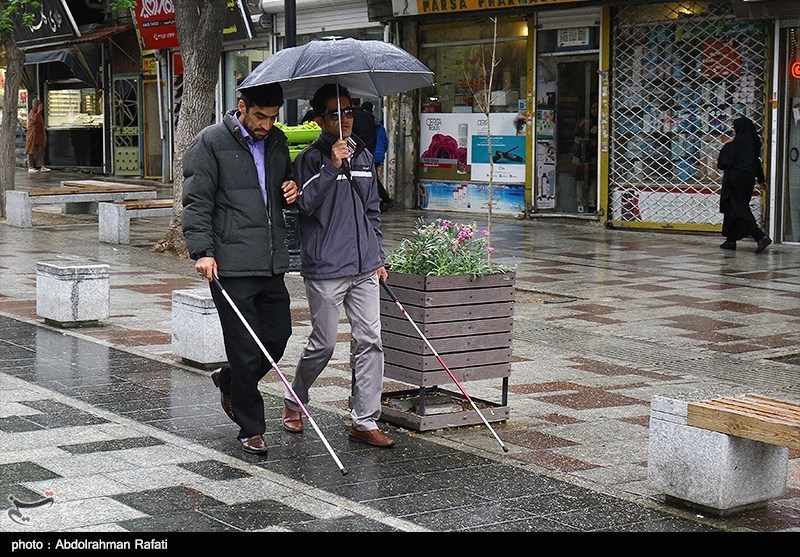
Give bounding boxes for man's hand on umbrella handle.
[283,180,298,204]
[196,257,217,282]
[331,139,349,168]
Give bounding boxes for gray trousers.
[286,272,384,430]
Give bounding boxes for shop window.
[420,18,527,114]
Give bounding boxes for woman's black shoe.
[755,236,772,254]
[720,241,736,250]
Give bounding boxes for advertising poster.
[419,113,521,182]
[535,140,556,209]
[418,182,525,215]
[470,134,526,183]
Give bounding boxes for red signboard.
[134,0,179,50]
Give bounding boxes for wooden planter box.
[378,270,515,431]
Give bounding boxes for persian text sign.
[392,0,584,16]
[134,0,179,50]
[13,0,78,49]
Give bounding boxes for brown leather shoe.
[239,434,268,455]
[282,404,304,433]
[347,426,396,448]
[211,368,235,423]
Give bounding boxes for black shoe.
[755,236,772,254]
[720,241,736,250]
[211,368,235,423]
[239,434,268,455]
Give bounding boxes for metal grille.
[112,75,141,175]
[609,2,768,226]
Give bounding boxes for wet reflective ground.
[1,169,798,532]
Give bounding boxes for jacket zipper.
[350,182,364,275]
[264,138,275,272]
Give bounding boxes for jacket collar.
[223,110,286,149]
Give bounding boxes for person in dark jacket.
[354,101,393,211]
[283,83,396,448]
[717,116,772,254]
[182,83,298,456]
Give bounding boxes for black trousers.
[210,275,292,439]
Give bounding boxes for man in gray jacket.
[183,83,298,456]
[284,83,395,448]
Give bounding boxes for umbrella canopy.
[237,38,434,99]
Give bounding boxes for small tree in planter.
[379,218,516,431]
[377,19,518,432]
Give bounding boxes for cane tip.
[502,446,509,453]
[341,468,349,476]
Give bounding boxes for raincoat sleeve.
[294,146,339,215]
[182,134,219,260]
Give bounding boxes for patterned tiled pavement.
[1,169,799,535]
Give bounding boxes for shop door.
[112,74,142,176]
[785,97,800,242]
[781,26,800,244]
[555,58,599,213]
[142,79,163,179]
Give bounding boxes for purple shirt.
[234,112,267,205]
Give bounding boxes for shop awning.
[24,48,95,88]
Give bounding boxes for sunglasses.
[325,108,356,120]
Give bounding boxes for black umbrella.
[237,38,434,100]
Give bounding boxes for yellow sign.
[393,0,583,16]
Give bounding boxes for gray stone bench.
[171,288,227,369]
[647,393,800,516]
[99,199,173,244]
[6,180,158,228]
[36,261,110,327]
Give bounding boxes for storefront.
[17,0,134,173]
[383,1,777,229]
[416,17,528,215]
[607,1,769,231]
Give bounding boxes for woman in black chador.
[717,116,772,253]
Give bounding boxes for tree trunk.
[152,0,226,257]
[0,38,24,220]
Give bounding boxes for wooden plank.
[381,315,513,339]
[386,270,516,292]
[382,284,515,307]
[381,330,513,356]
[62,180,157,192]
[380,300,514,324]
[384,362,511,387]
[697,396,800,424]
[384,345,512,372]
[687,397,800,450]
[116,199,173,210]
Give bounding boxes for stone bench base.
[36,261,110,328]
[172,288,227,369]
[99,200,173,244]
[647,395,788,516]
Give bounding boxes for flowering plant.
[386,218,513,277]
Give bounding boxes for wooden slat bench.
[6,180,158,228]
[98,199,173,244]
[687,394,800,450]
[648,393,800,516]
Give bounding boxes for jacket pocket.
[222,209,234,243]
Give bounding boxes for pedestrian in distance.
[25,99,49,173]
[286,83,396,448]
[182,83,299,456]
[354,101,393,212]
[717,116,772,254]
